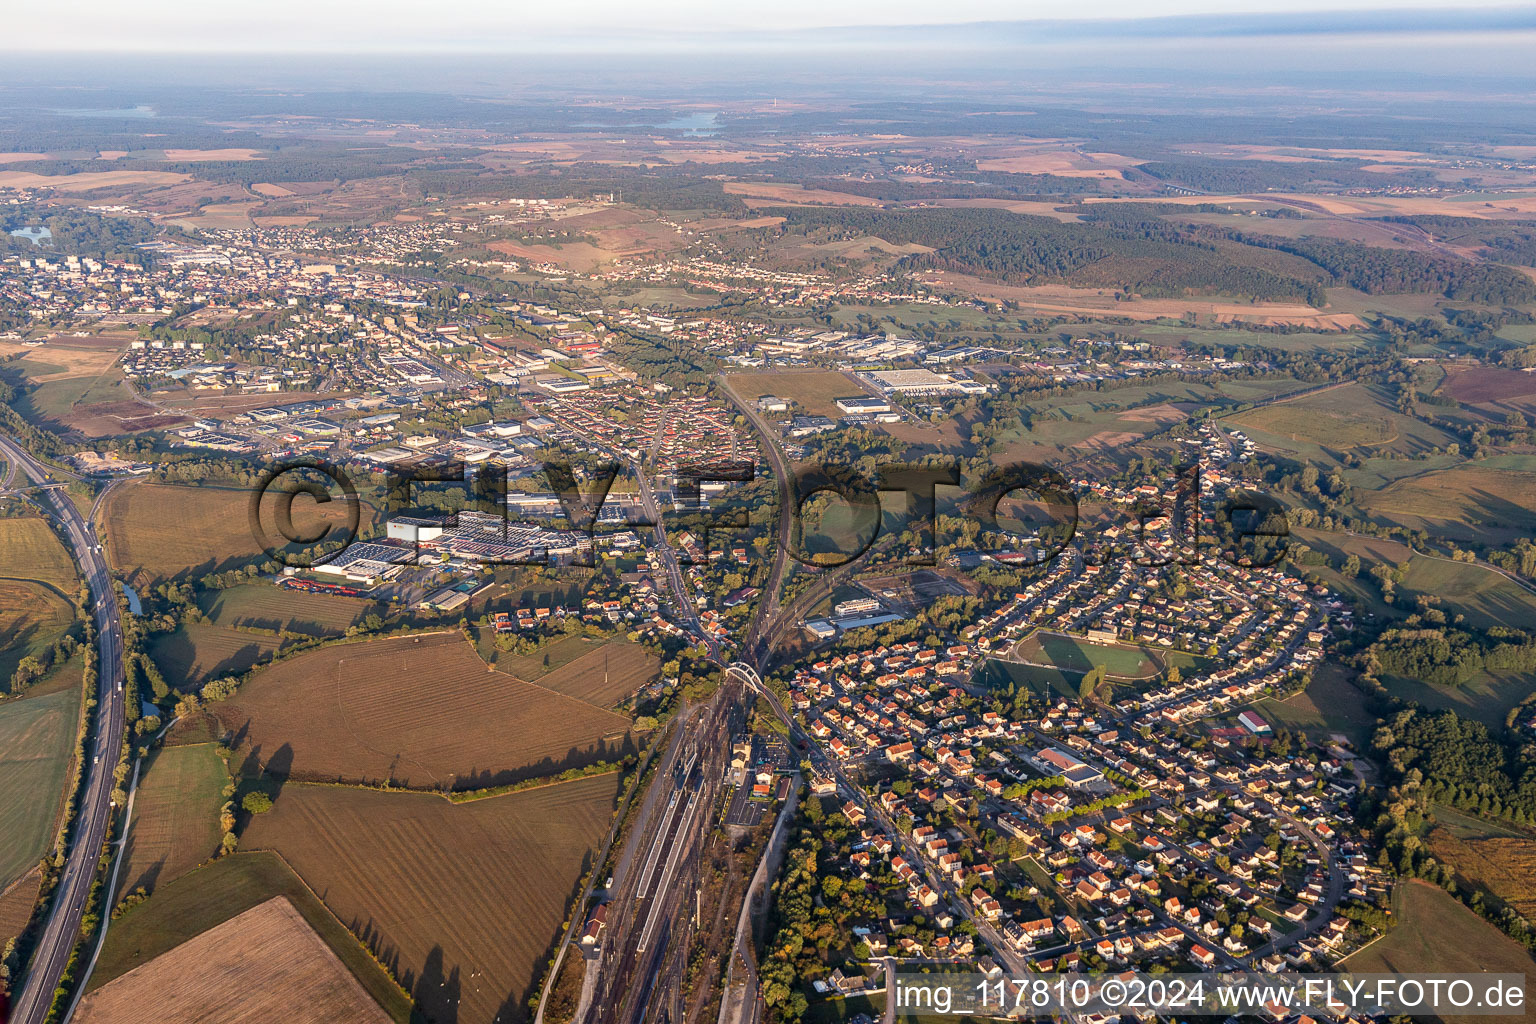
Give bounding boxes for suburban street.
[0,435,128,1024]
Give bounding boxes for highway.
[0,435,128,1024]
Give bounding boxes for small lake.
[9,226,51,246]
[122,583,143,615]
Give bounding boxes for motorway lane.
[1,437,127,1024]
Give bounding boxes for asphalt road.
[1,436,127,1024]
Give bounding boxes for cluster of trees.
[0,203,159,259]
[1366,626,1536,688]
[1372,706,1536,824]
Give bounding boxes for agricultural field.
[89,851,412,1023]
[1381,671,1536,728]
[1354,463,1536,542]
[1438,364,1536,416]
[1344,881,1534,1024]
[215,633,634,789]
[102,481,373,585]
[491,631,614,678]
[0,661,83,891]
[1427,805,1536,920]
[0,579,75,689]
[0,868,40,950]
[1227,382,1455,461]
[511,639,661,707]
[76,896,391,1024]
[724,369,864,418]
[116,742,228,900]
[1394,556,1536,631]
[199,583,376,635]
[0,515,79,586]
[242,773,621,1024]
[148,621,288,691]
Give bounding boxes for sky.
[15,0,1536,53]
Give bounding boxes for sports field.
[242,773,620,1024]
[149,622,287,691]
[1014,631,1164,679]
[116,742,228,900]
[0,664,83,890]
[89,851,412,1023]
[76,896,391,1024]
[215,633,634,789]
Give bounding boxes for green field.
[1396,557,1536,632]
[0,579,75,690]
[1381,671,1535,729]
[1355,463,1536,541]
[200,583,376,636]
[90,850,413,1023]
[1227,382,1457,463]
[0,661,83,890]
[149,621,288,691]
[1254,661,1379,749]
[0,516,79,585]
[117,742,228,900]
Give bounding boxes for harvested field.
[1344,881,1534,1023]
[725,182,885,207]
[724,368,863,418]
[201,582,376,635]
[160,148,265,161]
[0,868,40,948]
[0,170,190,191]
[243,774,620,1024]
[216,633,634,788]
[78,896,391,1024]
[526,640,661,707]
[1428,821,1536,920]
[0,667,83,890]
[0,516,79,586]
[90,851,411,1020]
[0,580,76,689]
[103,480,371,584]
[1439,365,1536,405]
[116,742,228,900]
[149,622,287,691]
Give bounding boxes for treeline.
[769,207,1323,303]
[1236,234,1536,303]
[1137,157,1437,194]
[1366,626,1536,688]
